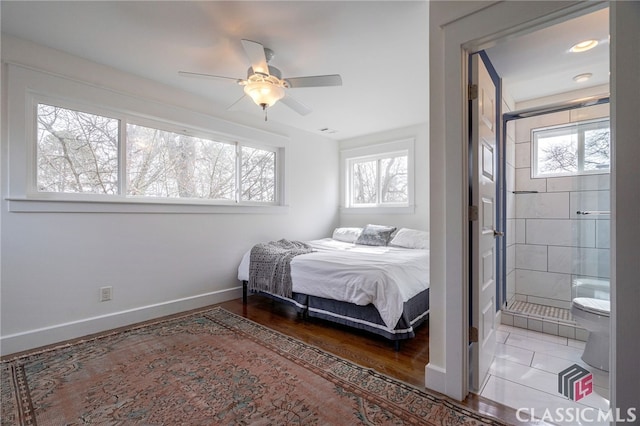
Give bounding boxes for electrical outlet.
[100,286,112,302]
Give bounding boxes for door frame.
[426,0,607,401]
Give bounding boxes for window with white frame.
[532,118,610,178]
[35,102,278,204]
[343,139,413,210]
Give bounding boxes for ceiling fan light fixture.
[180,39,341,118]
[244,81,285,108]
[243,72,287,109]
[569,39,598,53]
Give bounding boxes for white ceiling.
[1,1,609,140]
[485,6,609,103]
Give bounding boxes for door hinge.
[468,84,478,101]
[469,205,478,221]
[469,326,479,343]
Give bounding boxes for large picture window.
[532,118,610,178]
[35,103,278,204]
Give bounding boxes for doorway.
[428,0,639,419]
[470,5,611,418]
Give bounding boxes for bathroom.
[485,91,613,423]
[477,5,612,420]
[501,99,610,354]
[480,6,611,366]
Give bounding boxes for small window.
[532,118,610,178]
[347,151,409,208]
[35,102,280,205]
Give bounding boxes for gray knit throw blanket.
[248,239,314,298]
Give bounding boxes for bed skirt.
[242,281,429,345]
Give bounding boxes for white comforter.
[238,238,430,329]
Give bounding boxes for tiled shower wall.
[506,103,610,310]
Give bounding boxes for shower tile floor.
[506,300,573,322]
[501,300,590,341]
[480,324,610,425]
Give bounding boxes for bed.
[237,226,430,348]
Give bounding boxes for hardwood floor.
[218,295,543,426]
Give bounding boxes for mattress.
[238,238,430,329]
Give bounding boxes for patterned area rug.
[1,307,507,425]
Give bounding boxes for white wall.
[0,36,340,355]
[610,0,640,416]
[338,123,429,232]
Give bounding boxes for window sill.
[340,205,415,215]
[6,197,290,214]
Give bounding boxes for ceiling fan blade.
[226,95,248,111]
[285,74,342,88]
[241,39,269,75]
[280,94,312,116]
[178,71,242,83]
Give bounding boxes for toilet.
[571,297,610,371]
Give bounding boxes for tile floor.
[480,324,610,425]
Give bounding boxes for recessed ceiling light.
[573,73,593,83]
[570,39,598,53]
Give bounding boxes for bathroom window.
[532,118,610,178]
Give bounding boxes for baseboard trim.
[0,287,242,356]
[425,362,447,395]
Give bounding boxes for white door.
[470,53,498,392]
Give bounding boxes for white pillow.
[389,228,429,249]
[332,227,363,243]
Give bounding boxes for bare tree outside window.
[240,146,275,202]
[352,160,377,204]
[36,102,279,204]
[537,134,578,175]
[534,119,610,178]
[584,128,610,171]
[37,104,119,194]
[381,156,408,203]
[127,124,236,200]
[350,153,409,206]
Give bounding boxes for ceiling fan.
[179,39,342,120]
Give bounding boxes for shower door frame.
[498,95,611,312]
